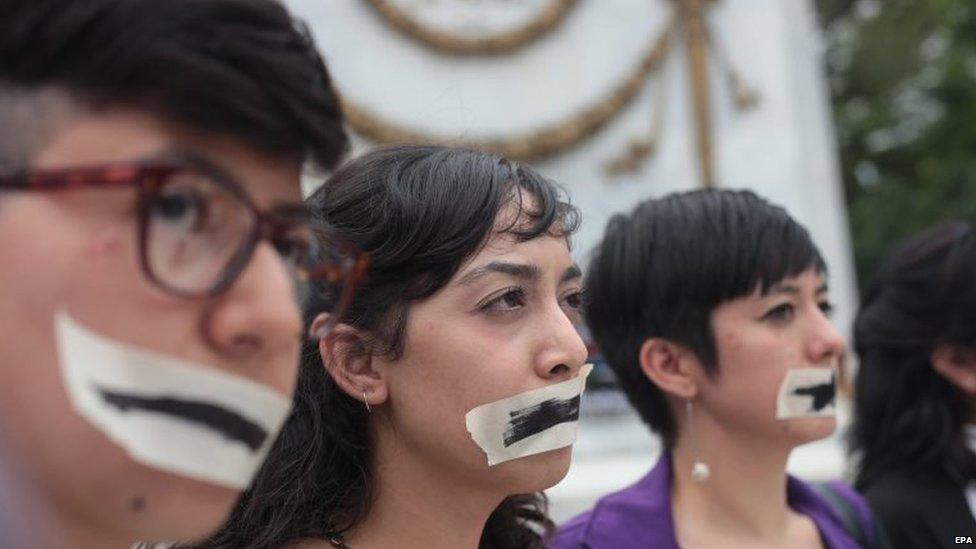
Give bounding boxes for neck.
[670,420,794,544]
[341,428,502,549]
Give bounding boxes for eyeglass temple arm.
[301,254,369,284]
[0,166,153,191]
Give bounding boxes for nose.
[805,308,845,366]
[203,241,302,369]
[534,303,589,381]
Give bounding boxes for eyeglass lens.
[144,170,257,294]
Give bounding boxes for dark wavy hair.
[584,189,825,447]
[193,145,580,548]
[850,221,976,489]
[0,0,347,172]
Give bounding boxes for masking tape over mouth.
[775,368,836,420]
[465,364,592,466]
[54,310,292,488]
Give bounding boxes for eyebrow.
[766,282,830,296]
[561,264,583,283]
[457,261,581,286]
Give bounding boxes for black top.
[863,470,976,548]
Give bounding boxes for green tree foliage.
[816,0,976,290]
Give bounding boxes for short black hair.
[584,189,826,446]
[0,0,347,172]
[851,222,976,488]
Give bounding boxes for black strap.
[813,483,894,549]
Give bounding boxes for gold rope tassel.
[342,11,677,163]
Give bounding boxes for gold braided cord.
[362,0,580,56]
[342,13,678,162]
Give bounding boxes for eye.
[761,303,795,324]
[560,289,584,311]
[480,287,527,312]
[273,225,314,267]
[560,289,585,322]
[819,301,835,317]
[148,189,206,232]
[274,234,311,267]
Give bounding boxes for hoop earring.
[686,399,710,482]
[362,390,372,414]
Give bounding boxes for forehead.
[0,86,80,172]
[455,228,573,282]
[32,109,170,167]
[744,268,829,302]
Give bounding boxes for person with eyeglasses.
[0,0,364,547]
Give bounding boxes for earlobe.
[638,338,699,399]
[318,323,389,406]
[931,344,976,395]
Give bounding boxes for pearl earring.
[686,400,710,482]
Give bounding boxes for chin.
[123,468,242,545]
[37,440,243,547]
[782,416,837,446]
[489,445,574,493]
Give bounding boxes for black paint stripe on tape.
[790,373,836,412]
[96,386,268,451]
[503,394,580,447]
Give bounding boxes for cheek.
[709,328,801,418]
[716,325,799,376]
[0,199,131,438]
[0,202,84,304]
[46,212,210,354]
[2,199,145,321]
[389,315,534,465]
[396,320,512,419]
[0,202,101,425]
[0,341,72,453]
[83,223,127,254]
[404,311,529,400]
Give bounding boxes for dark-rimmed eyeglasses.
[0,156,367,339]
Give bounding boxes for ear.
[638,337,701,399]
[310,313,389,408]
[931,344,976,395]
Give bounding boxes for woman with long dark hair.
[195,145,589,548]
[851,222,976,548]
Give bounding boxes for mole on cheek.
[129,496,146,513]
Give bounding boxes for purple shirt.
[549,453,873,549]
